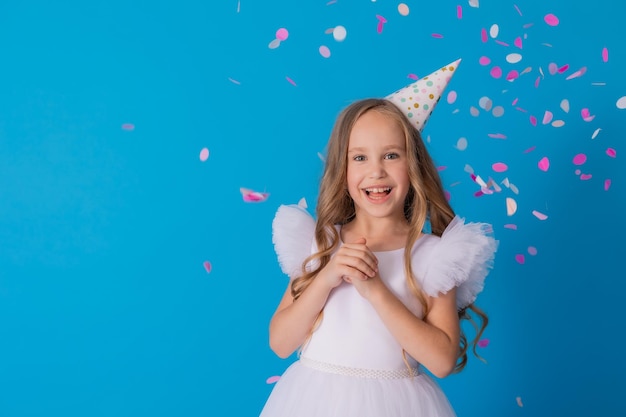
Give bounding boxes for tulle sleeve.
[271,204,317,279]
[418,216,498,311]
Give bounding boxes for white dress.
[259,204,498,417]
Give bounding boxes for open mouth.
[364,187,392,197]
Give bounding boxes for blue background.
[1,0,624,416]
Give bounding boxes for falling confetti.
[538,157,550,171]
[544,13,559,26]
[515,254,525,264]
[602,47,609,62]
[276,28,289,41]
[506,197,517,216]
[398,3,409,16]
[604,179,612,191]
[121,123,135,131]
[528,246,538,255]
[532,210,548,220]
[492,162,508,172]
[477,338,489,348]
[572,153,587,165]
[240,187,270,203]
[286,76,297,86]
[199,147,209,162]
[456,5,462,19]
[616,96,626,109]
[606,148,617,158]
[203,261,212,274]
[516,396,524,407]
[228,77,241,85]
[455,137,468,150]
[375,15,387,33]
[447,90,457,104]
[592,128,601,139]
[266,376,281,384]
[319,45,331,58]
[333,25,347,41]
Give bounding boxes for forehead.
[348,110,405,149]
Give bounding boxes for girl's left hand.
[342,238,387,301]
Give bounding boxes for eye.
[384,152,399,160]
[353,155,366,161]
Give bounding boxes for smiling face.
[346,109,410,223]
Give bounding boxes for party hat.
[386,58,461,132]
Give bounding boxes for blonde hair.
[291,98,487,373]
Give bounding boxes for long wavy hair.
[291,98,487,373]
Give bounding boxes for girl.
[260,76,497,416]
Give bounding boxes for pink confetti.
[286,76,297,86]
[276,28,289,41]
[479,56,491,65]
[492,162,508,172]
[266,376,281,384]
[495,40,510,47]
[542,111,553,124]
[517,397,524,407]
[538,157,550,171]
[580,173,592,180]
[203,261,212,273]
[524,146,536,153]
[514,36,523,49]
[477,338,490,348]
[512,98,519,106]
[544,13,559,26]
[407,73,419,80]
[557,64,569,74]
[240,187,270,203]
[529,115,537,126]
[606,148,617,158]
[481,28,488,43]
[121,123,135,131]
[528,246,538,255]
[319,45,331,58]
[457,5,462,19]
[431,33,444,38]
[515,254,525,264]
[602,47,609,62]
[504,224,518,230]
[566,67,587,80]
[199,147,209,162]
[572,153,587,165]
[376,15,387,33]
[447,91,457,104]
[580,108,595,122]
[505,70,519,81]
[534,76,541,88]
[488,133,507,139]
[604,179,611,191]
[490,66,502,78]
[532,210,548,220]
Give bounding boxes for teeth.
[365,187,391,193]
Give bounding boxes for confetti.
[469,0,479,8]
[490,66,502,78]
[319,45,331,58]
[240,187,270,203]
[447,91,457,104]
[492,162,508,172]
[506,197,517,216]
[580,173,592,180]
[398,3,409,16]
[479,96,493,111]
[604,179,611,191]
[528,246,537,255]
[592,128,601,139]
[551,120,565,127]
[581,108,595,122]
[375,15,387,33]
[203,261,212,273]
[560,99,570,113]
[504,224,517,230]
[455,137,468,150]
[515,254,525,264]
[479,56,491,65]
[431,33,444,39]
[506,53,522,64]
[456,5,462,19]
[538,157,550,171]
[544,13,559,26]
[199,147,209,162]
[602,47,609,62]
[542,110,553,124]
[566,67,587,80]
[489,24,499,38]
[616,96,626,109]
[529,115,537,126]
[121,123,135,131]
[333,25,347,41]
[516,396,524,407]
[276,28,289,41]
[572,153,587,165]
[268,38,281,49]
[266,376,281,384]
[228,77,241,85]
[514,36,523,49]
[606,148,617,158]
[532,210,548,220]
[286,76,297,86]
[477,338,490,348]
[488,133,507,139]
[481,28,488,43]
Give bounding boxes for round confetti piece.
[490,66,502,79]
[528,246,538,256]
[575,169,581,175]
[446,90,457,104]
[515,254,525,264]
[506,197,517,216]
[544,13,559,26]
[455,137,468,151]
[333,25,347,42]
[616,96,626,109]
[606,148,617,158]
[492,106,505,117]
[121,123,135,131]
[489,24,499,38]
[477,338,490,348]
[266,376,281,384]
[276,28,289,41]
[506,53,522,64]
[203,261,212,273]
[548,63,558,75]
[199,147,209,162]
[398,3,409,16]
[470,106,480,117]
[479,56,491,66]
[572,153,587,165]
[538,157,550,172]
[319,45,331,58]
[492,162,508,172]
[478,97,492,111]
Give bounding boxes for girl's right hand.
[316,237,378,289]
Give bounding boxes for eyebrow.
[347,145,405,153]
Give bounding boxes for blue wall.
[1,1,624,416]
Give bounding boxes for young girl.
[260,62,497,417]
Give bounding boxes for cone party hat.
[385,58,461,132]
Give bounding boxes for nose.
[368,159,386,179]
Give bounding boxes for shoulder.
[272,204,317,279]
[412,216,498,310]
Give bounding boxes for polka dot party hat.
[386,58,461,132]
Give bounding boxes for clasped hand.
[317,237,383,300]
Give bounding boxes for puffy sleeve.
[271,204,317,279]
[419,216,498,311]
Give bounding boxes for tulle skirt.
[259,359,456,417]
